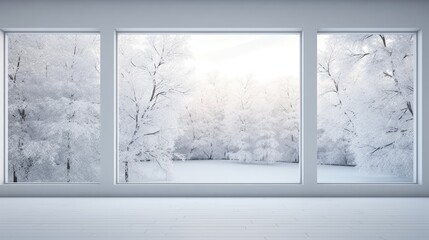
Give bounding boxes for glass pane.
[117,33,301,183]
[317,33,416,183]
[7,33,100,183]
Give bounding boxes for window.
[317,32,416,183]
[117,33,301,183]
[0,30,423,196]
[6,33,100,183]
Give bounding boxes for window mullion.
[100,28,116,187]
[302,28,318,186]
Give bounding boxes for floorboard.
[0,198,428,240]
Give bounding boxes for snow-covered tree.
[252,90,281,164]
[228,77,256,163]
[272,78,300,163]
[317,36,356,166]
[8,34,34,182]
[348,34,415,177]
[118,35,190,182]
[175,74,229,160]
[7,33,100,182]
[318,33,415,177]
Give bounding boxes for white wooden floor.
[0,198,428,240]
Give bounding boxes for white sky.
[317,34,329,50]
[183,34,300,83]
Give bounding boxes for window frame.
[0,27,423,197]
[316,30,419,184]
[3,30,102,184]
[115,29,303,184]
[0,29,4,185]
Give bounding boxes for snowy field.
[124,160,412,183]
[317,165,414,183]
[171,160,300,183]
[124,160,299,183]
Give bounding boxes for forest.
[7,33,100,182]
[6,32,415,183]
[117,33,415,183]
[318,33,415,181]
[118,34,300,182]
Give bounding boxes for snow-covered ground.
[124,160,299,183]
[170,160,300,183]
[124,160,412,183]
[317,165,414,183]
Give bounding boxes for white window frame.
[0,0,427,197]
[115,29,303,184]
[3,30,101,184]
[316,30,419,184]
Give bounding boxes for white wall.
[0,0,427,196]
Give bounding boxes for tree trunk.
[124,161,129,183]
[64,35,78,182]
[13,167,18,183]
[66,157,71,183]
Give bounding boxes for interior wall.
[0,0,427,197]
